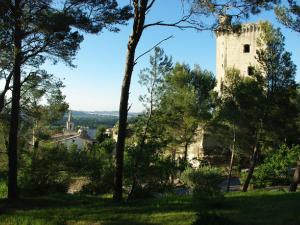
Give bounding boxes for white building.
[52,110,95,150]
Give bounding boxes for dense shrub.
[19,140,115,195]
[242,144,300,188]
[124,144,177,199]
[19,145,72,194]
[80,143,115,195]
[181,166,224,206]
[0,180,7,198]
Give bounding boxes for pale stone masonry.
[216,23,262,91]
[184,22,264,166]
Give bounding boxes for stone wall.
[216,23,262,91]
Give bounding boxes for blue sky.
[43,0,300,112]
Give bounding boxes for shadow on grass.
[221,191,300,225]
[0,194,196,225]
[2,191,298,225]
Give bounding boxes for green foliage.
[124,135,177,197]
[181,166,224,204]
[192,0,279,30]
[213,68,265,164]
[126,49,216,199]
[276,1,300,33]
[95,125,109,143]
[19,145,72,194]
[159,63,215,161]
[0,0,132,68]
[138,47,173,110]
[256,21,299,148]
[249,144,300,188]
[18,142,115,195]
[80,143,115,195]
[97,137,116,154]
[214,22,299,178]
[0,180,7,199]
[125,48,176,199]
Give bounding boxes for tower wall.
[216,23,262,90]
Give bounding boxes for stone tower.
[66,110,75,132]
[215,23,262,91]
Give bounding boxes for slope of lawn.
[0,190,300,225]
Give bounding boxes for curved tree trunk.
[226,125,235,192]
[242,144,259,192]
[8,0,22,201]
[226,125,236,192]
[113,0,148,202]
[289,161,300,192]
[183,142,188,163]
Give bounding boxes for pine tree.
[0,0,131,200]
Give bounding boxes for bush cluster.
[181,166,232,224]
[181,166,224,206]
[241,144,300,188]
[18,139,115,195]
[124,145,177,198]
[0,180,7,198]
[19,145,71,194]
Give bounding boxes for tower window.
[248,66,254,76]
[244,44,250,53]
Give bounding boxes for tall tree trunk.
[289,161,300,192]
[226,125,236,192]
[183,142,188,163]
[0,95,5,113]
[113,0,148,202]
[7,1,22,200]
[242,144,259,192]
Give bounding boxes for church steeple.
[66,110,75,132]
[68,111,72,123]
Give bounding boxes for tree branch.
[0,71,13,112]
[146,0,156,14]
[134,35,174,64]
[143,12,210,31]
[127,103,132,112]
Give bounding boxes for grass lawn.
[0,190,300,225]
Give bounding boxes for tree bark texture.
[7,0,22,201]
[183,142,188,163]
[289,161,300,192]
[242,144,259,192]
[226,127,235,192]
[113,0,148,202]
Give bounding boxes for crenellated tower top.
[215,22,263,91]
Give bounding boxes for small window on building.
[248,66,254,76]
[244,44,250,53]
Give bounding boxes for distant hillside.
[71,111,140,118]
[52,111,140,129]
